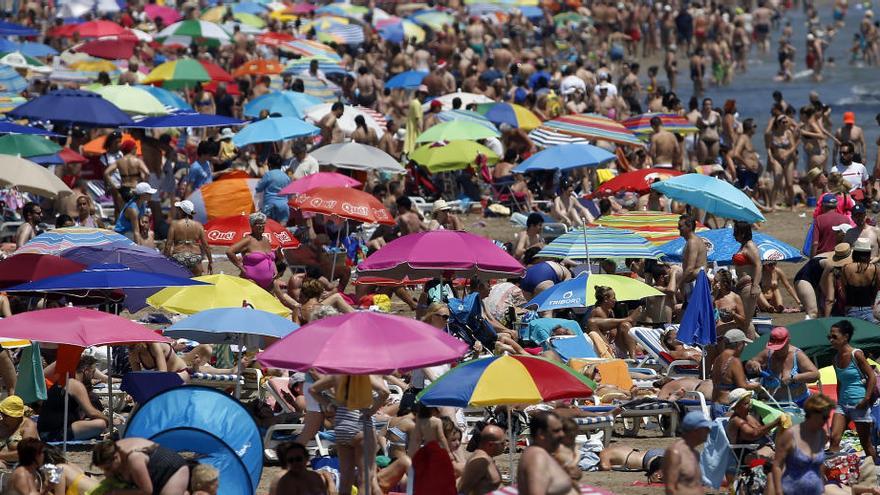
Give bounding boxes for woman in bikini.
[759,261,803,313]
[92,438,190,495]
[660,327,703,362]
[710,330,761,418]
[733,221,762,339]
[695,97,721,164]
[43,445,99,495]
[800,105,835,171]
[164,200,212,276]
[297,279,354,324]
[226,212,281,290]
[587,286,643,359]
[128,342,187,373]
[768,114,799,211]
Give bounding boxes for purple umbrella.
[356,230,525,280]
[257,312,468,374]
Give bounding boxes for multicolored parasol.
[539,113,644,147]
[622,113,699,137]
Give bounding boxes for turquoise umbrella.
[243,91,321,118]
[232,117,319,146]
[651,174,766,223]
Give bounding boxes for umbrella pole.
[362,411,374,495]
[63,373,69,454]
[507,407,515,479]
[107,345,114,437]
[580,218,590,267]
[235,334,243,399]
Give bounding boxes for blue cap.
[681,411,712,432]
[822,194,839,205]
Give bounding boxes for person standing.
[114,182,155,245]
[517,411,577,495]
[834,112,866,158]
[663,412,712,495]
[828,320,878,462]
[256,154,291,225]
[404,86,426,156]
[832,141,870,193]
[318,102,345,146]
[164,200,212,276]
[675,215,707,300]
[771,394,835,495]
[457,424,505,495]
[733,221,762,338]
[290,142,319,180]
[746,327,819,406]
[649,116,681,169]
[812,196,853,256]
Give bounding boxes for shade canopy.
[232,117,319,147]
[164,307,299,345]
[308,143,404,173]
[290,187,394,225]
[279,172,362,195]
[0,154,72,198]
[147,274,290,316]
[524,273,663,310]
[537,227,663,260]
[4,263,206,292]
[0,254,84,289]
[741,318,880,367]
[651,174,765,223]
[659,228,804,264]
[7,89,134,127]
[512,143,616,173]
[15,228,134,255]
[0,307,169,347]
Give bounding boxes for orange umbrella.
[82,134,141,156]
[232,59,284,77]
[290,187,394,225]
[187,178,259,223]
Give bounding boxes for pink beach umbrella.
[256,312,468,374]
[144,4,182,25]
[279,171,362,196]
[0,306,169,347]
[357,230,525,280]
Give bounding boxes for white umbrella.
[304,103,386,138]
[426,92,495,112]
[310,142,404,173]
[0,155,72,198]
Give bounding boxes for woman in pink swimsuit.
[226,212,281,289]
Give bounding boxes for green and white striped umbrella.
[537,226,663,260]
[156,20,231,47]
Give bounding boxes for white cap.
[174,200,194,216]
[724,329,753,344]
[134,182,157,195]
[832,223,853,233]
[219,128,235,140]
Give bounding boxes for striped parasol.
[305,103,386,138]
[528,127,587,147]
[156,20,231,47]
[539,113,644,147]
[592,211,707,245]
[622,112,699,137]
[15,227,134,255]
[316,24,365,45]
[283,56,349,77]
[537,226,663,259]
[280,39,340,59]
[290,72,342,102]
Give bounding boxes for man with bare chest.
[458,425,505,495]
[663,411,711,494]
[650,116,681,169]
[517,412,578,495]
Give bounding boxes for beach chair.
[630,326,700,377]
[700,417,760,494]
[571,414,616,447]
[447,293,498,350]
[582,397,681,437]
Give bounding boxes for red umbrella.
[203,80,240,96]
[59,148,88,164]
[256,32,296,47]
[0,254,84,289]
[290,187,395,225]
[199,60,234,82]
[279,172,362,196]
[144,4,182,25]
[48,24,78,37]
[204,214,300,249]
[74,20,126,38]
[588,168,685,198]
[75,36,137,60]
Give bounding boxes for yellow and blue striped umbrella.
[537,226,663,259]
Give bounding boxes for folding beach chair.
[630,326,700,377]
[582,397,681,437]
[700,416,760,494]
[447,292,498,350]
[571,414,616,447]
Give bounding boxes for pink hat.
[766,326,790,351]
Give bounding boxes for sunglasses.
[434,313,450,320]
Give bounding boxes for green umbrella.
[410,140,498,173]
[741,317,880,367]
[415,120,500,144]
[0,134,61,157]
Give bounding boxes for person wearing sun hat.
[727,387,787,449]
[827,237,880,322]
[711,329,761,417]
[427,199,463,231]
[0,395,37,464]
[745,327,819,407]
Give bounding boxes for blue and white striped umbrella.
[528,127,588,147]
[658,228,804,264]
[0,65,27,95]
[283,58,350,77]
[316,23,365,45]
[537,226,663,260]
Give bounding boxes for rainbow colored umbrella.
[622,113,699,137]
[475,102,541,130]
[539,113,644,147]
[592,211,707,245]
[537,226,663,260]
[142,58,211,89]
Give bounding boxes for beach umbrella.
[186,177,260,223]
[436,109,496,131]
[315,3,368,19]
[589,168,684,197]
[410,140,499,172]
[539,114,644,147]
[242,90,321,119]
[0,154,72,198]
[279,39,339,59]
[73,20,126,38]
[142,59,211,89]
[156,20,232,46]
[385,70,428,90]
[308,143,404,173]
[165,307,298,345]
[7,89,133,127]
[658,227,804,264]
[290,187,394,224]
[232,117,319,147]
[134,85,192,112]
[0,121,57,136]
[82,133,140,156]
[316,23,365,45]
[283,57,350,77]
[622,113,699,136]
[295,72,342,102]
[233,2,268,14]
[255,31,295,47]
[198,60,235,83]
[74,36,137,60]
[0,134,61,157]
[678,270,716,346]
[258,311,467,374]
[127,113,246,129]
[279,172,362,195]
[538,226,663,260]
[528,127,589,147]
[15,227,134,256]
[144,4,181,24]
[0,254,84,289]
[741,318,880,367]
[409,9,455,30]
[525,272,664,310]
[512,143,616,173]
[204,214,299,248]
[592,211,706,245]
[0,20,37,36]
[0,307,170,346]
[232,59,284,78]
[0,52,39,92]
[13,42,57,58]
[0,52,50,74]
[304,103,386,138]
[357,230,525,280]
[415,120,500,143]
[475,102,542,130]
[92,85,169,116]
[148,273,290,316]
[428,92,494,111]
[651,174,766,223]
[375,18,425,43]
[4,263,207,294]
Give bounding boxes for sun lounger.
[582,398,680,437]
[571,415,616,447]
[187,368,263,400]
[630,326,700,377]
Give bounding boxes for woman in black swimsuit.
[93,438,189,495]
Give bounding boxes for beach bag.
[826,453,861,486]
[17,342,47,404]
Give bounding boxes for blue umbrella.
[28,154,64,165]
[0,120,59,136]
[243,90,321,119]
[16,42,58,57]
[512,143,617,173]
[134,85,193,112]
[0,65,27,95]
[164,307,299,345]
[4,263,207,292]
[0,21,38,36]
[658,228,804,264]
[7,89,133,127]
[677,270,716,346]
[126,113,246,129]
[377,22,404,43]
[385,70,428,90]
[231,2,266,14]
[232,116,319,147]
[650,174,765,223]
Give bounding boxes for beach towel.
[412,441,455,495]
[17,342,46,404]
[700,417,734,488]
[523,317,583,344]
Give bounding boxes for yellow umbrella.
[269,10,297,22]
[69,59,118,73]
[200,6,227,22]
[147,274,290,316]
